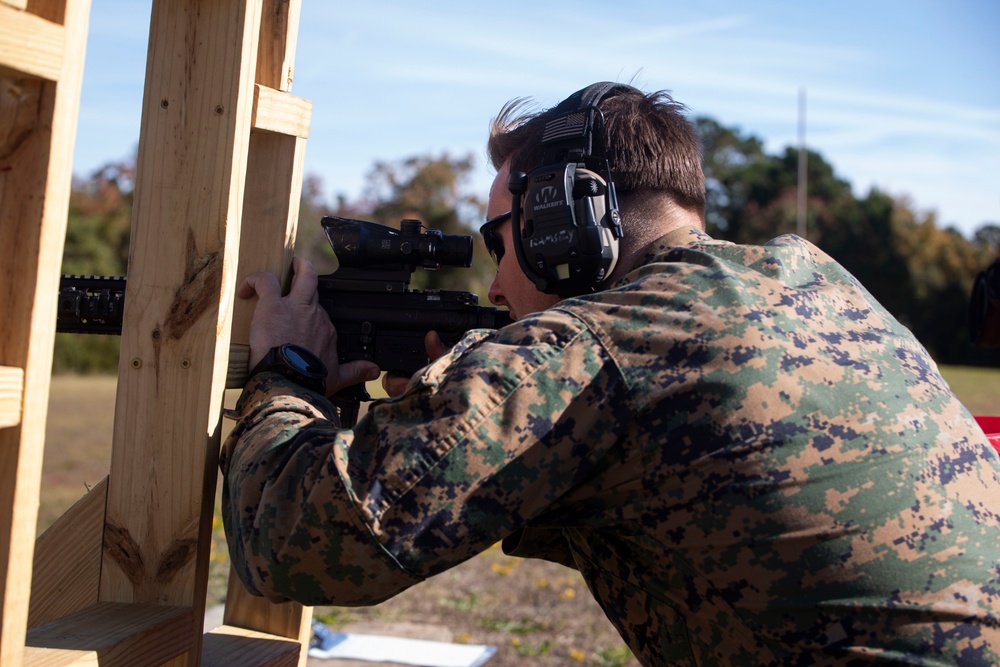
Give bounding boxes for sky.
[73,1,1000,238]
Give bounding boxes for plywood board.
[29,477,108,628]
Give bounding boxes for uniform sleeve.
[220,309,633,607]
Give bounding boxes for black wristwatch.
[249,343,328,394]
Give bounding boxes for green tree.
[887,201,996,362]
[62,160,133,275]
[351,153,493,299]
[58,130,998,372]
[973,223,1000,257]
[818,188,914,319]
[696,116,767,240]
[696,117,996,366]
[293,154,494,301]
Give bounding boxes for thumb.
[425,330,450,361]
[329,360,380,395]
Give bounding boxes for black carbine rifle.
[57,217,512,422]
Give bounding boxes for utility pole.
[797,87,808,238]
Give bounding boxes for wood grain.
[0,0,91,664]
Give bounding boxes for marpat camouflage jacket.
[222,226,1000,666]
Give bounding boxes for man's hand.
[238,257,379,396]
[381,330,450,397]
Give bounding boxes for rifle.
[57,217,512,423]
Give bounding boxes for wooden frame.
[1,0,92,664]
[3,1,315,664]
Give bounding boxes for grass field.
[35,364,1000,666]
[938,365,1000,415]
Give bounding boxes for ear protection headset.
[507,82,638,297]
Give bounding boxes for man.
[222,83,1000,665]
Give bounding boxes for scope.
[322,217,472,270]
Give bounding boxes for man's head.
[483,83,706,319]
[488,85,706,226]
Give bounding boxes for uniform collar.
[608,226,712,289]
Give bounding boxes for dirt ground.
[41,375,639,666]
[300,544,639,666]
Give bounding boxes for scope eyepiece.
[322,216,472,270]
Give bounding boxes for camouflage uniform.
[222,226,1000,666]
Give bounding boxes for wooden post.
[98,0,263,663]
[213,2,316,664]
[10,0,318,663]
[0,1,91,665]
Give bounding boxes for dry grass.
[310,546,637,666]
[39,375,117,529]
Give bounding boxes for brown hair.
[487,86,706,219]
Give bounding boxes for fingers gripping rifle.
[57,217,512,424]
[316,217,512,422]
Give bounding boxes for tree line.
[53,117,1000,372]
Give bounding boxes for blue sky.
[74,1,1000,237]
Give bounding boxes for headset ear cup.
[510,163,620,297]
[506,83,630,296]
[572,168,619,278]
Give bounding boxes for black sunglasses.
[480,210,512,268]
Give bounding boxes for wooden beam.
[97,2,263,664]
[29,477,108,629]
[255,0,301,92]
[0,5,65,81]
[0,0,91,664]
[231,130,305,337]
[201,625,300,667]
[228,113,308,390]
[222,570,309,655]
[251,85,311,138]
[223,4,313,656]
[0,367,24,429]
[225,120,313,667]
[21,647,97,667]
[24,602,193,667]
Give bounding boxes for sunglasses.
[480,210,512,268]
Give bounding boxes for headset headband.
[537,82,638,166]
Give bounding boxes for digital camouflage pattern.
[222,226,1000,666]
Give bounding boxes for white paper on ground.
[308,631,496,667]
